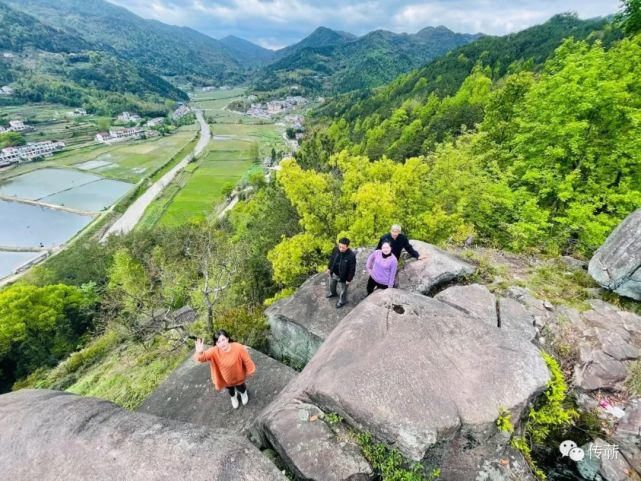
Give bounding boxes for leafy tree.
[617,0,641,35]
[0,131,25,148]
[0,283,98,391]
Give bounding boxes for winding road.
[102,110,210,239]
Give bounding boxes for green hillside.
[252,26,479,94]
[5,0,247,84]
[0,2,187,114]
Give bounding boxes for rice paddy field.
[139,122,285,228]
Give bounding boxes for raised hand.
[195,337,205,354]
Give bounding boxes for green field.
[1,103,103,148]
[1,126,198,183]
[153,138,258,227]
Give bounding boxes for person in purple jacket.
[366,241,398,295]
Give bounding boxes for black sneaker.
[326,294,337,298]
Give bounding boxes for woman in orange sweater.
[193,329,256,409]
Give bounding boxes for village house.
[95,127,144,144]
[173,105,190,119]
[0,126,6,134]
[8,120,27,132]
[0,86,13,96]
[145,117,165,127]
[67,108,87,117]
[0,140,65,167]
[117,111,142,123]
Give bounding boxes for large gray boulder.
[0,389,287,481]
[266,243,476,366]
[255,289,549,481]
[612,398,641,474]
[589,208,641,300]
[139,348,296,442]
[397,240,476,295]
[571,300,641,391]
[265,249,370,366]
[434,283,536,341]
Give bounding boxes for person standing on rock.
[326,237,356,308]
[377,224,426,260]
[193,329,256,409]
[366,241,398,295]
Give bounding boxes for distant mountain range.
[2,0,481,94]
[252,25,482,94]
[0,0,617,103]
[0,1,187,113]
[4,0,248,84]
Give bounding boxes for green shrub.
[357,432,440,481]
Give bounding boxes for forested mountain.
[283,12,638,272]
[219,36,276,67]
[5,0,247,84]
[0,1,90,53]
[0,1,187,114]
[319,14,619,121]
[252,26,480,94]
[273,27,357,60]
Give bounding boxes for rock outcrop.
[139,347,296,442]
[266,243,476,366]
[589,208,641,300]
[397,240,476,295]
[0,389,287,481]
[265,249,371,366]
[255,288,549,481]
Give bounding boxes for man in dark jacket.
[326,237,356,308]
[376,224,426,260]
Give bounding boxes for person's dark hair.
[338,237,350,246]
[214,329,233,343]
[381,241,391,248]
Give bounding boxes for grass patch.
[625,360,641,396]
[66,336,189,409]
[524,259,597,310]
[357,432,441,481]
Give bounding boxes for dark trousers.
[367,276,388,295]
[329,273,348,304]
[227,383,246,397]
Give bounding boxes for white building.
[0,140,65,166]
[8,120,26,131]
[0,86,13,96]
[68,108,87,117]
[117,111,142,123]
[145,117,165,127]
[173,105,190,119]
[95,127,144,144]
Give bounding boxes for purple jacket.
[366,250,398,288]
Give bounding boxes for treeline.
[318,14,620,123]
[265,19,641,289]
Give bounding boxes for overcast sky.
[109,0,621,50]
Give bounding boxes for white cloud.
[109,0,621,45]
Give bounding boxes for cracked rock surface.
[254,288,549,481]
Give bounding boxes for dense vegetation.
[317,14,619,122]
[5,0,248,84]
[263,17,639,291]
[252,26,479,94]
[0,2,187,114]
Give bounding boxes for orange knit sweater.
[196,342,256,390]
